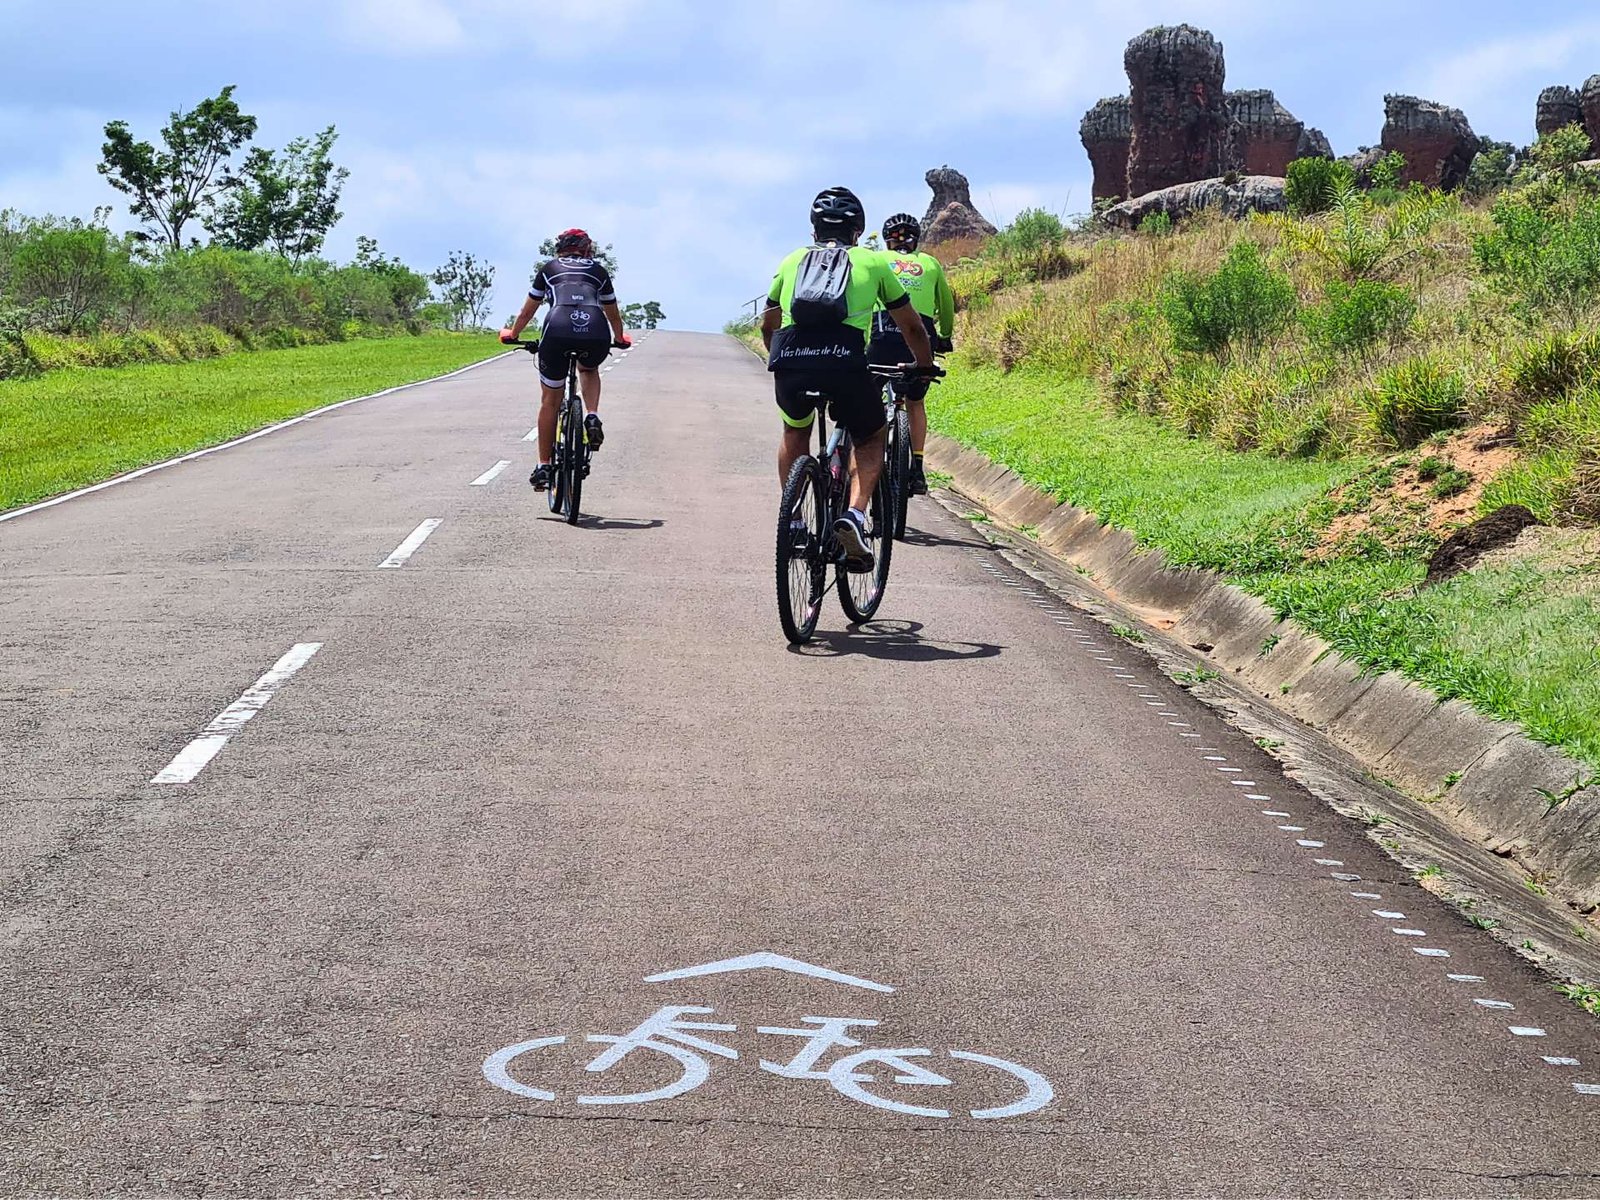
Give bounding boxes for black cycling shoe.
[584,413,605,450]
[833,512,875,574]
[529,464,551,491]
[910,462,929,495]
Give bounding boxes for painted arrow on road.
[643,952,895,993]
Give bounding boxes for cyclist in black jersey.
[501,228,632,491]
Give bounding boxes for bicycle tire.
[563,395,583,525]
[837,459,893,624]
[547,409,567,514]
[891,404,912,541]
[776,456,825,645]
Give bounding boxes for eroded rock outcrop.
[1081,96,1133,203]
[1228,89,1304,177]
[920,166,996,246]
[1103,175,1286,229]
[1582,76,1600,149]
[1538,85,1585,137]
[1381,94,1481,190]
[1125,25,1237,197]
[1297,126,1334,161]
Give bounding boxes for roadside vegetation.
[0,334,501,511]
[934,128,1600,769]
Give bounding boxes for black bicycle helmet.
[882,212,921,249]
[811,187,865,240]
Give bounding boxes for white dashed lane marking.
[1474,999,1515,1010]
[149,643,323,785]
[1510,1027,1548,1038]
[379,519,444,568]
[470,460,511,486]
[1414,948,1451,958]
[1449,974,1486,982]
[1546,1056,1581,1066]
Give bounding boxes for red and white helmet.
[555,227,593,255]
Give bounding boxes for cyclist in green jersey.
[868,213,955,496]
[761,187,937,572]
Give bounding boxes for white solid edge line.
[150,642,322,785]
[470,460,512,486]
[0,352,513,526]
[379,518,444,568]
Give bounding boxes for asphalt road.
[3,331,1598,1197]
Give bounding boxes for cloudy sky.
[3,1,1597,330]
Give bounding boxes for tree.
[353,236,430,319]
[621,300,665,330]
[538,237,617,274]
[431,250,495,330]
[12,215,130,334]
[99,86,258,250]
[207,126,349,265]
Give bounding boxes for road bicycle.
[507,337,628,525]
[483,1004,1053,1120]
[775,365,941,644]
[880,358,946,542]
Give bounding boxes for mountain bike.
[881,361,944,542]
[507,337,628,525]
[776,366,940,644]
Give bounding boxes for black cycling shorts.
[538,337,610,388]
[774,369,886,441]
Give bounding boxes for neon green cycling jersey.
[765,245,910,369]
[876,250,955,338]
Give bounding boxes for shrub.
[1475,190,1600,320]
[1160,240,1298,356]
[1277,184,1456,281]
[1139,210,1173,237]
[1285,157,1356,216]
[1302,279,1416,354]
[1508,330,1600,402]
[987,208,1066,258]
[1362,357,1467,447]
[1369,151,1408,200]
[1466,141,1518,199]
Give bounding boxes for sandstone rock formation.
[1124,25,1238,197]
[1103,175,1287,229]
[1228,89,1304,176]
[1538,85,1585,137]
[1582,76,1600,148]
[1081,96,1133,203]
[1381,94,1481,190]
[1341,146,1385,187]
[1297,126,1334,161]
[920,166,997,246]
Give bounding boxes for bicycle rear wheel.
[776,456,826,644]
[890,403,912,541]
[837,462,893,624]
[547,410,568,514]
[562,395,583,525]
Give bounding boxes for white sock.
[848,507,866,525]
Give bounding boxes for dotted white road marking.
[1352,892,1383,900]
[470,460,512,486]
[1230,780,1258,787]
[1180,733,1201,738]
[1575,1083,1600,1096]
[1314,859,1344,867]
[149,643,322,785]
[521,428,538,442]
[1278,825,1306,832]
[1168,721,1193,728]
[1447,974,1485,982]
[1373,910,1406,919]
[1332,873,1363,882]
[1217,767,1244,773]
[1545,1056,1580,1066]
[1392,928,1426,937]
[379,519,444,568]
[1414,948,1450,957]
[1203,755,1227,761]
[1473,999,1514,1009]
[1509,1027,1547,1038]
[1297,839,1326,848]
[1264,811,1292,817]
[1246,793,1272,800]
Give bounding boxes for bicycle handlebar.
[869,363,946,382]
[501,337,633,352]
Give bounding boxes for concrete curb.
[927,432,1600,915]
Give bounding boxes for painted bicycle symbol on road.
[481,953,1054,1121]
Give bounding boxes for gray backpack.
[790,246,853,326]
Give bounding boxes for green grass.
[0,333,503,511]
[932,364,1600,769]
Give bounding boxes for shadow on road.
[788,619,1003,662]
[538,515,666,532]
[898,527,990,551]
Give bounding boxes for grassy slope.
[932,365,1600,770]
[0,334,502,511]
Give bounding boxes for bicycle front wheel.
[838,463,892,625]
[547,412,568,514]
[777,456,825,645]
[890,404,912,541]
[562,397,583,525]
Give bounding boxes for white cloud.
[1412,21,1600,135]
[339,0,465,54]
